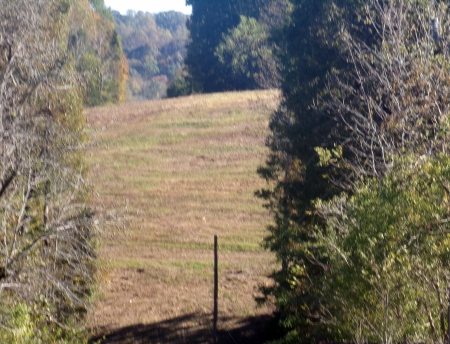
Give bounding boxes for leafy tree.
[185,0,265,92]
[0,0,97,341]
[155,11,188,35]
[113,10,189,100]
[315,154,450,343]
[215,16,280,89]
[257,1,353,341]
[126,44,160,80]
[259,0,450,342]
[321,0,450,183]
[77,52,103,105]
[171,0,289,97]
[89,0,114,21]
[68,0,128,106]
[259,0,292,30]
[313,2,450,340]
[166,77,191,98]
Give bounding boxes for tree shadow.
[90,313,278,344]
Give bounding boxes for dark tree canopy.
[185,0,274,93]
[259,0,450,342]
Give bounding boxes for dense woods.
[112,10,189,100]
[169,0,288,96]
[69,0,128,106]
[0,0,129,341]
[256,0,450,343]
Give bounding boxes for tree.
[315,154,450,343]
[185,0,265,92]
[321,0,450,184]
[259,0,450,342]
[215,16,280,89]
[312,1,450,340]
[256,1,354,341]
[176,0,289,97]
[0,0,97,340]
[89,0,114,21]
[166,75,193,98]
[68,0,128,106]
[155,11,188,35]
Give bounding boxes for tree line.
[0,0,126,342]
[256,0,450,343]
[70,0,128,107]
[167,0,288,97]
[112,10,189,100]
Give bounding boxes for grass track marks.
[86,90,279,340]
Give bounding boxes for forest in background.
[112,10,189,101]
[69,0,128,107]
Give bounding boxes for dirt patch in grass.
[86,90,280,342]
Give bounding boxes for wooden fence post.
[213,236,218,343]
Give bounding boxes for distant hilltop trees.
[109,1,288,101]
[69,0,128,106]
[112,10,189,101]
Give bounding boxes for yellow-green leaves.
[0,0,97,340]
[314,145,343,167]
[317,154,450,342]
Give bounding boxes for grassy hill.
[86,90,279,343]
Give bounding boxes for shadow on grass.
[90,313,278,344]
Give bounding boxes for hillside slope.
[86,90,279,343]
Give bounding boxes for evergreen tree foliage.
[259,0,450,342]
[257,1,352,341]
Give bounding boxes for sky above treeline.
[103,0,192,15]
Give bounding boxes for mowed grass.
[86,90,279,340]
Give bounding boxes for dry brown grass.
[86,90,280,342]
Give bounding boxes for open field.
[85,90,280,343]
